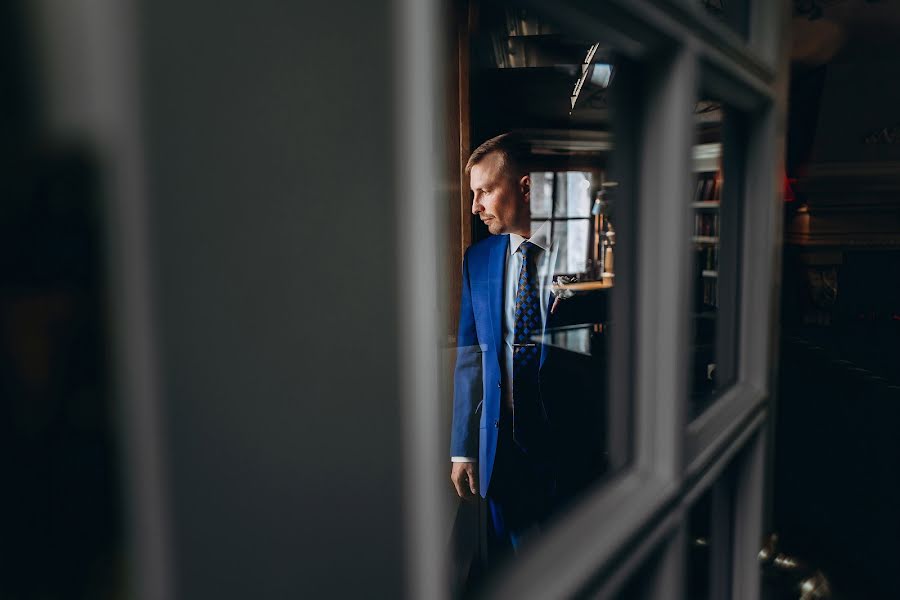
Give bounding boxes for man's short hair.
[465,132,529,178]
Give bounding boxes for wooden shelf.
[552,280,613,292]
[691,201,720,209]
[692,235,719,244]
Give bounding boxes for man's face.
[469,152,530,236]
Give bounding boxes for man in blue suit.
[450,133,563,556]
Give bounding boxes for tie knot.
[518,241,536,257]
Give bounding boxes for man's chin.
[486,222,503,235]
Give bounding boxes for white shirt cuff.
[451,456,476,463]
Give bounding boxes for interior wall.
[138,1,404,597]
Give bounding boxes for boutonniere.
[550,275,577,314]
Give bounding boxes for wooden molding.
[786,231,900,247]
[800,160,900,182]
[787,160,900,247]
[445,0,474,337]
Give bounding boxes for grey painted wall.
[139,1,403,597]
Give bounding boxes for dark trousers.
[485,406,557,557]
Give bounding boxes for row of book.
[697,245,719,272]
[694,172,722,203]
[694,172,721,308]
[700,277,719,308]
[693,212,720,238]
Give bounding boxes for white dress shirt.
[453,222,554,463]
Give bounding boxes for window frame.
[398,0,790,596]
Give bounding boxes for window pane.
[688,98,743,418]
[530,171,601,276]
[539,218,592,275]
[448,2,638,592]
[530,171,595,219]
[570,173,592,216]
[530,171,555,218]
[560,171,593,217]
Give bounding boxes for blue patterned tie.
[513,241,543,451]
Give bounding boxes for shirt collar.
[508,220,551,255]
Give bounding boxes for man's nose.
[471,194,482,215]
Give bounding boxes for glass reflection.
[447,3,633,594]
[689,98,741,418]
[689,136,723,416]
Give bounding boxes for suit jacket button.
[494,419,499,428]
[497,381,501,388]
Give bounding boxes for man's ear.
[520,174,531,202]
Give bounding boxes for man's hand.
[450,462,478,500]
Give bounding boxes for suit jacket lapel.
[488,236,506,369]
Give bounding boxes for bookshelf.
[688,142,724,413]
[692,144,722,310]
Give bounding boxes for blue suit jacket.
[451,234,553,497]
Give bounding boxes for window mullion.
[730,428,766,600]
[636,523,687,600]
[634,43,696,482]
